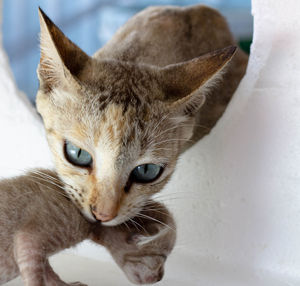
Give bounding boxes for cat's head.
[36,9,236,225]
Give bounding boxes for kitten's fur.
[0,170,175,285]
[36,6,248,224]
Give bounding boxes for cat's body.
[36,5,247,227]
[0,170,175,285]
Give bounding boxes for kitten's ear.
[159,46,236,116]
[37,8,90,90]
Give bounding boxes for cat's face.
[37,59,193,225]
[36,9,235,225]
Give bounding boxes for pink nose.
[91,208,116,222]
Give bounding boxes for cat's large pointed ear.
[37,8,90,91]
[159,46,236,116]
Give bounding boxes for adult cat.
[36,6,248,224]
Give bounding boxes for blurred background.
[2,0,252,104]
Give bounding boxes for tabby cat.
[0,169,175,285]
[36,6,247,225]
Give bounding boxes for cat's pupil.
[140,164,148,174]
[130,164,163,184]
[64,140,92,167]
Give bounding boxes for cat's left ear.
[158,46,236,116]
[37,8,91,91]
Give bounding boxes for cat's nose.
[91,205,117,222]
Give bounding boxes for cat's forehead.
[93,104,137,143]
[81,60,164,103]
[65,98,167,161]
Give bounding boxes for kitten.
[0,170,175,285]
[36,6,248,225]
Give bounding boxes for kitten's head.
[36,9,235,225]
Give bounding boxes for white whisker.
[129,218,148,234]
[136,213,175,232]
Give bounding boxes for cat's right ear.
[37,8,90,91]
[158,46,236,117]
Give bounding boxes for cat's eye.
[64,140,93,167]
[130,164,163,183]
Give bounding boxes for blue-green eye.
[64,140,92,167]
[130,164,163,183]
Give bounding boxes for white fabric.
[2,0,300,285]
[0,7,52,177]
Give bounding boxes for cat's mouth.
[90,206,98,222]
[87,205,122,225]
[81,206,97,222]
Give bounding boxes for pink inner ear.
[38,8,90,90]
[160,46,236,102]
[169,91,206,117]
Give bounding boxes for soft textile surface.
[0,10,52,177]
[161,0,300,281]
[2,0,300,285]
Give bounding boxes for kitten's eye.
[64,140,92,167]
[130,164,163,183]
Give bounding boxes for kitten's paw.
[123,255,166,284]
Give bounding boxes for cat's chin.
[101,217,123,227]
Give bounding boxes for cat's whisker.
[30,170,62,184]
[26,175,70,201]
[123,220,131,232]
[30,175,65,190]
[150,138,193,148]
[153,190,194,196]
[129,218,148,234]
[29,170,59,182]
[142,203,169,212]
[155,197,192,203]
[150,123,210,145]
[27,174,66,192]
[153,190,198,197]
[25,177,70,200]
[28,180,69,200]
[128,218,141,232]
[153,194,194,200]
[142,201,172,214]
[149,114,170,136]
[168,122,210,130]
[152,193,195,200]
[136,213,175,232]
[151,124,206,141]
[142,208,172,218]
[152,147,173,152]
[30,170,72,189]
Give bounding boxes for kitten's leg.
[44,260,87,286]
[92,201,176,284]
[122,201,176,284]
[14,230,46,286]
